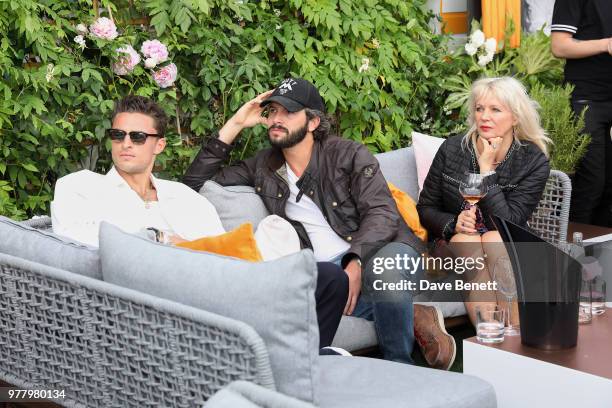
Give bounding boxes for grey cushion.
[99,222,320,404]
[318,356,496,408]
[200,181,270,231]
[205,381,316,408]
[375,147,419,201]
[0,216,101,279]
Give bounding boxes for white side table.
[463,309,612,408]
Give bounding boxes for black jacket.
[184,134,425,265]
[417,135,551,241]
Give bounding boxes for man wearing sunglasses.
[51,95,229,246]
[51,95,349,351]
[183,78,456,369]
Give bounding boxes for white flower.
[464,42,478,56]
[470,29,485,47]
[274,8,281,17]
[74,35,86,50]
[371,38,380,49]
[45,63,56,82]
[144,57,157,69]
[76,23,88,35]
[275,24,282,30]
[478,53,494,67]
[358,57,370,73]
[484,38,497,55]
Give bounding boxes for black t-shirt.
[552,0,612,100]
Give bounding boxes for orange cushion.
[176,223,263,262]
[388,182,428,242]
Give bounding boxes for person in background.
[551,0,612,227]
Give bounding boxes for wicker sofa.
[0,216,497,408]
[0,142,568,407]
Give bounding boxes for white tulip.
[471,30,485,47]
[485,38,497,55]
[465,42,478,56]
[478,52,494,67]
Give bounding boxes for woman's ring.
[492,143,498,149]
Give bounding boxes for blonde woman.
[417,76,551,326]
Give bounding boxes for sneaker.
[319,346,352,356]
[414,304,456,370]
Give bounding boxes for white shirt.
[51,167,225,247]
[284,165,350,262]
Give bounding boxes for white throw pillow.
[412,131,445,193]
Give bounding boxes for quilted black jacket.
[417,134,551,241]
[184,134,426,265]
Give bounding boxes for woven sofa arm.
[20,215,52,230]
[204,381,316,408]
[0,252,275,407]
[528,169,571,245]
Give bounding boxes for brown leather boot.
[414,304,456,370]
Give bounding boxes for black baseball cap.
[260,77,325,113]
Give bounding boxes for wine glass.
[493,256,520,336]
[459,172,486,207]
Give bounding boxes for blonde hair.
[463,76,551,157]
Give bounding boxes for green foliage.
[1,0,457,219]
[530,83,590,174]
[0,1,577,219]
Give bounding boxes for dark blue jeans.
[333,242,420,364]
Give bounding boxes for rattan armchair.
[0,252,311,407]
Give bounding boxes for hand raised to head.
[218,89,274,144]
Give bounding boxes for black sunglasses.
[106,128,162,144]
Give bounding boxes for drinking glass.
[476,305,505,344]
[579,278,593,324]
[591,277,606,316]
[493,256,520,335]
[459,172,487,207]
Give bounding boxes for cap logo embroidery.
[278,78,297,95]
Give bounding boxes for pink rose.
[112,45,141,75]
[89,17,118,40]
[141,40,169,64]
[152,63,178,88]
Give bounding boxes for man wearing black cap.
[184,78,456,369]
